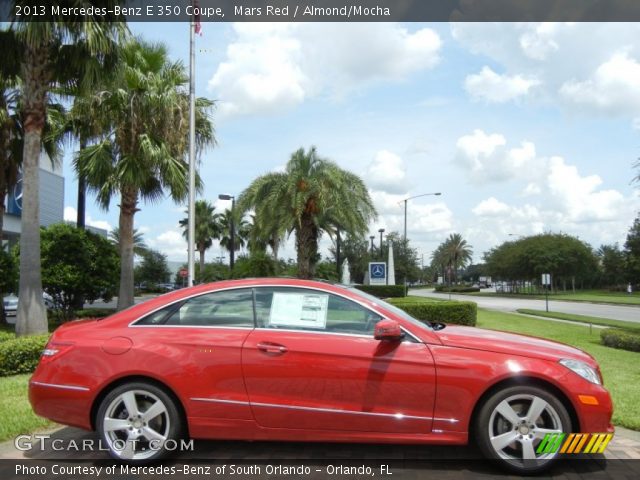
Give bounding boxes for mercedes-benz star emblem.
[372,265,384,277]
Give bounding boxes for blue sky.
[62,22,640,264]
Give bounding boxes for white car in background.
[2,293,54,324]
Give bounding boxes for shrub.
[354,285,406,298]
[600,328,640,353]
[0,331,15,343]
[388,299,477,327]
[74,308,116,319]
[0,334,49,376]
[434,285,481,293]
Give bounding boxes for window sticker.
[269,292,329,329]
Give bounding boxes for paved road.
[2,426,639,480]
[409,290,640,323]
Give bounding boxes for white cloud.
[452,23,640,119]
[560,52,640,115]
[63,206,112,232]
[454,129,537,183]
[209,23,441,118]
[147,229,187,262]
[472,197,511,217]
[465,66,540,103]
[546,156,625,222]
[365,150,409,194]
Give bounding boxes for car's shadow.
[16,427,614,479]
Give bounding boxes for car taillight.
[41,342,74,364]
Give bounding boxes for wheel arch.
[468,375,580,438]
[89,375,189,436]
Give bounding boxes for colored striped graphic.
[536,433,613,454]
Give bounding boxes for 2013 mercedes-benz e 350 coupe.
[29,278,613,473]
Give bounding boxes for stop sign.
[179,268,188,278]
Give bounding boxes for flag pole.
[187,15,196,287]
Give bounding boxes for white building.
[2,152,64,250]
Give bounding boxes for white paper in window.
[269,292,328,329]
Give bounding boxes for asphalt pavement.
[409,289,640,323]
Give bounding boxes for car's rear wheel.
[96,382,183,462]
[475,385,571,474]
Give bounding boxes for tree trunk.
[199,248,205,280]
[117,188,138,310]
[16,44,49,336]
[76,138,87,229]
[296,214,318,279]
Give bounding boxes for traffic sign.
[179,268,188,278]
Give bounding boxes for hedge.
[354,285,406,298]
[600,328,640,353]
[0,331,15,343]
[388,299,477,327]
[0,334,49,377]
[434,285,481,293]
[74,308,116,319]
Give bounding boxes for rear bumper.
[29,380,93,430]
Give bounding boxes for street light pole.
[369,235,375,254]
[401,192,442,296]
[378,228,385,260]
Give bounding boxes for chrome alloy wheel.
[488,393,564,466]
[102,389,171,460]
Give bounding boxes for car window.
[137,289,255,327]
[255,287,381,335]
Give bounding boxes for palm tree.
[109,227,149,258]
[238,147,377,278]
[77,39,215,310]
[9,12,124,335]
[179,200,221,274]
[218,209,250,255]
[444,233,473,282]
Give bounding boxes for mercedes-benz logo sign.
[13,178,22,211]
[372,265,385,277]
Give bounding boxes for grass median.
[456,289,640,306]
[516,309,640,331]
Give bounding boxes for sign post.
[541,273,551,312]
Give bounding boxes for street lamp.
[378,228,385,260]
[400,192,442,295]
[369,235,375,254]
[218,194,235,272]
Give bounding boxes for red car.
[29,278,613,473]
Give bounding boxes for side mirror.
[374,319,404,341]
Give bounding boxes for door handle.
[256,342,288,354]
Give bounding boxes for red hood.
[435,325,596,365]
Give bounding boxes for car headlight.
[559,359,601,385]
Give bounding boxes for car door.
[131,288,255,421]
[242,287,436,434]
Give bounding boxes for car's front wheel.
[96,382,183,462]
[475,385,572,474]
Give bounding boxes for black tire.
[96,382,183,462]
[474,385,572,474]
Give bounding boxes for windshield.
[344,286,433,332]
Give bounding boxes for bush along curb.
[0,334,49,377]
[388,299,477,327]
[600,328,640,353]
[353,285,406,298]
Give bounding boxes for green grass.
[517,309,640,331]
[477,309,640,431]
[457,289,640,306]
[391,296,446,304]
[0,374,55,442]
